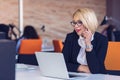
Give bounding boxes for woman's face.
[71,19,87,36]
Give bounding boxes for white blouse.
[77,35,94,65]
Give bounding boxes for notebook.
[35,52,90,79]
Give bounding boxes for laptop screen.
[35,52,69,79]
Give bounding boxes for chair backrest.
[53,40,63,52]
[0,32,6,39]
[114,31,120,41]
[19,39,42,54]
[105,41,120,70]
[0,40,16,80]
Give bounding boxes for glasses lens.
[77,20,82,26]
[71,21,76,26]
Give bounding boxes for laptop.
[35,52,90,79]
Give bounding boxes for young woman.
[62,8,108,74]
[16,25,39,52]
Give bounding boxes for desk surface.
[16,64,120,80]
[16,64,61,80]
[41,46,54,52]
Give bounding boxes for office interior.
[0,0,120,80]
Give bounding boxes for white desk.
[16,64,62,80]
[41,46,54,52]
[16,64,120,80]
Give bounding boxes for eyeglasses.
[70,20,83,27]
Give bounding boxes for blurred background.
[0,0,120,44]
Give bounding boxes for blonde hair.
[73,8,98,33]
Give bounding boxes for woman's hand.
[82,29,92,45]
[82,29,93,51]
[77,65,91,73]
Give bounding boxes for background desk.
[16,64,120,80]
[41,46,54,52]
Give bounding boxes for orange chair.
[53,40,63,52]
[105,41,120,70]
[18,39,42,65]
[19,39,42,54]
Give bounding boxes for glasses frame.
[70,20,83,27]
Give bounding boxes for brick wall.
[0,0,18,26]
[0,0,106,44]
[23,0,106,42]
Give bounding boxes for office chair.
[17,39,42,65]
[0,40,16,80]
[105,41,120,75]
[53,39,63,52]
